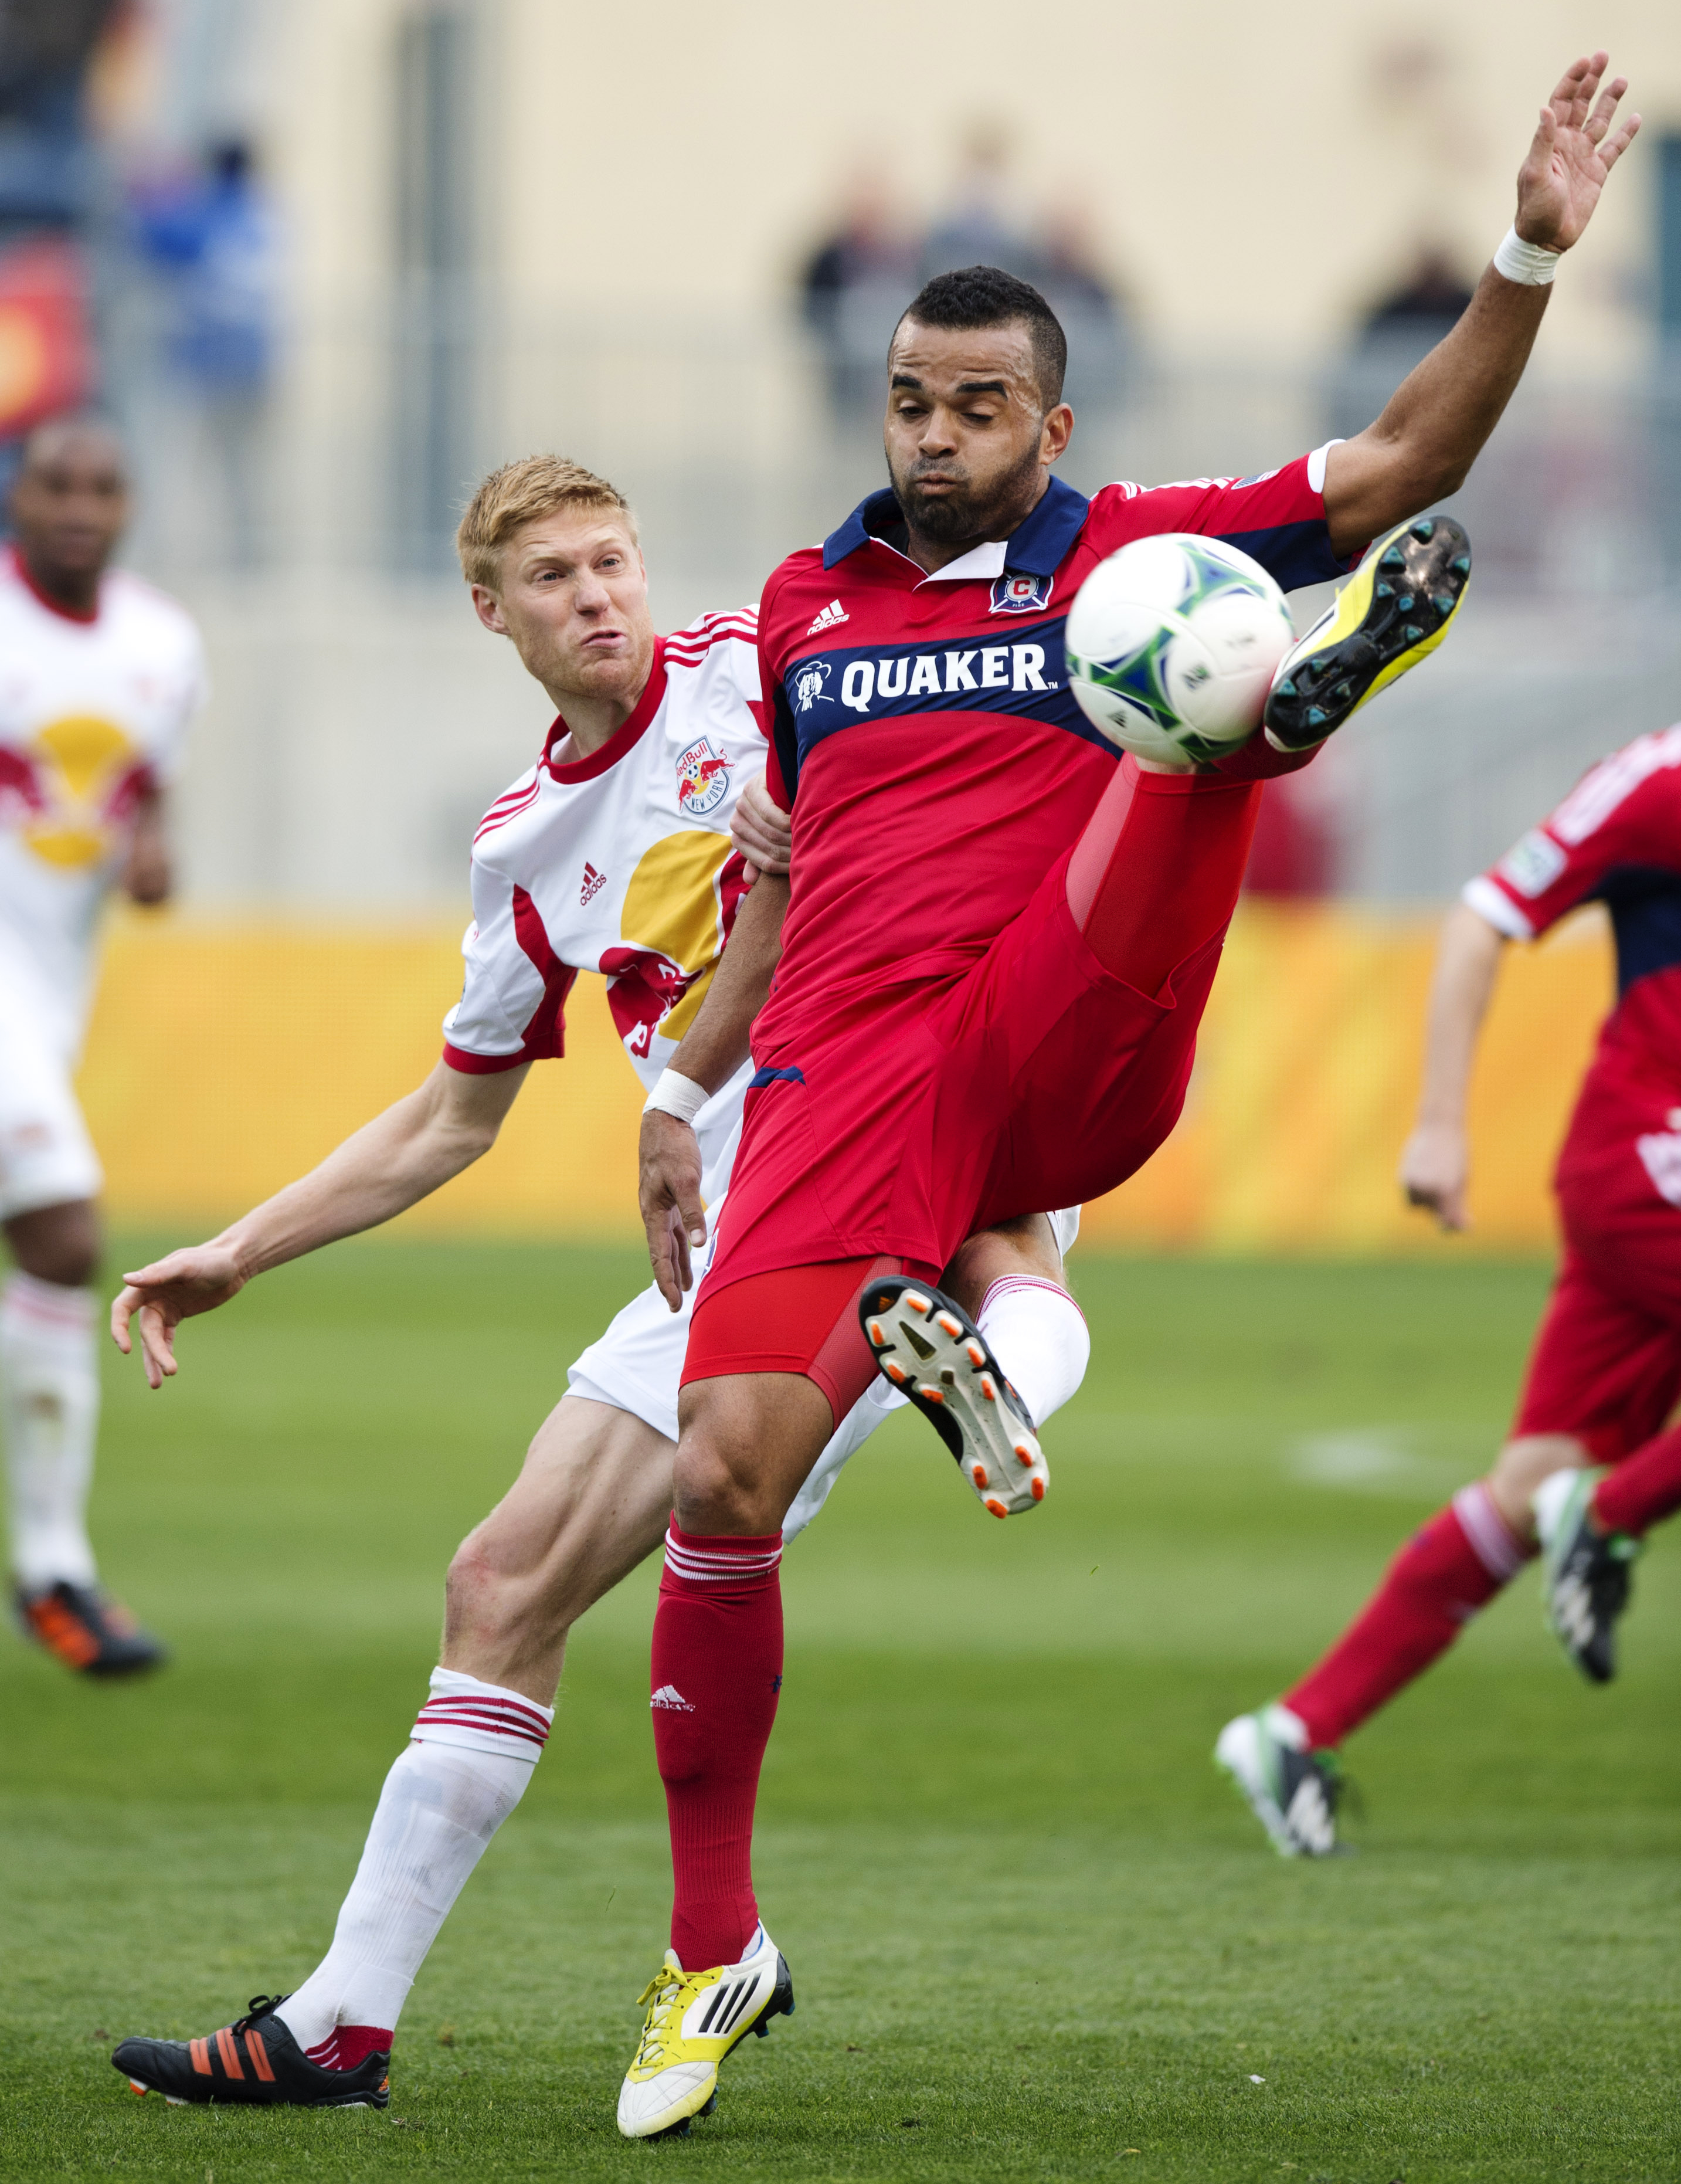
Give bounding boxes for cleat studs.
[128,2080,148,2097]
[1411,517,1435,540]
[867,1320,885,1346]
[1305,706,1327,728]
[1395,593,1414,612]
[985,1498,1009,1519]
[972,1463,989,1488]
[1431,593,1456,616]
[1014,1443,1035,1466]
[903,1291,931,1315]
[1274,676,1295,697]
[1374,581,1393,600]
[965,1340,985,1366]
[935,1312,963,1337]
[1030,1477,1046,1502]
[980,1374,997,1401]
[921,1385,944,1405]
[884,1360,907,1383]
[1451,554,1471,576]
[164,2095,187,2106]
[1378,546,1405,571]
[1401,623,1424,643]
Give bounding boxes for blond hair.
[455,455,636,588]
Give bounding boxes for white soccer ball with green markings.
[1065,534,1295,766]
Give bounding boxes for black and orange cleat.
[14,1579,167,1676]
[114,1995,391,2108]
[860,1277,1047,1516]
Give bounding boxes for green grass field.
[1,1240,1676,2183]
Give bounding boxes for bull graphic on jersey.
[676,737,733,818]
[792,660,832,714]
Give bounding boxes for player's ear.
[469,582,510,636]
[1041,403,1074,464]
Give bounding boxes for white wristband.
[643,1069,709,1125]
[1493,225,1560,287]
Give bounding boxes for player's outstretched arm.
[1323,52,1639,557]
[640,873,789,1310]
[1399,901,1509,1232]
[123,785,172,907]
[112,1059,528,1386]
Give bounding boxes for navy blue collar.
[821,472,1091,576]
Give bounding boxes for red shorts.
[1514,1096,1681,1459]
[699,845,1224,1308]
[681,1255,938,1425]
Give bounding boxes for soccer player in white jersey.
[106,455,1090,2110]
[1,415,205,1677]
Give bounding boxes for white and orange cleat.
[858,1276,1048,1516]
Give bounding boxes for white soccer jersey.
[0,547,206,1046]
[442,612,763,1200]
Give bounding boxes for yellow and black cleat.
[1264,514,1471,753]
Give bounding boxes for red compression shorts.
[697,764,1258,1311]
[681,1254,939,1426]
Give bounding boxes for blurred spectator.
[802,133,1129,419]
[131,138,280,564]
[921,120,1042,287]
[1361,243,1475,344]
[0,0,120,244]
[800,172,917,415]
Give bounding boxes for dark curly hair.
[895,266,1067,408]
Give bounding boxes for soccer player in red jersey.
[1221,719,1681,1856]
[619,55,1639,2136]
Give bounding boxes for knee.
[6,1202,100,1288]
[672,1434,783,1535]
[1486,1434,1589,1539]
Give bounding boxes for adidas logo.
[580,861,606,905]
[806,598,848,635]
[651,1684,695,1712]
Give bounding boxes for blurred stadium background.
[18,0,1681,1244]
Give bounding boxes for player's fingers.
[110,1289,135,1352]
[135,1305,176,1389]
[677,1182,707,1253]
[1601,111,1641,168]
[1545,55,1587,120]
[1583,78,1627,145]
[742,858,762,885]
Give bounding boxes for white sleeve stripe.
[1461,874,1533,940]
[1306,440,1344,496]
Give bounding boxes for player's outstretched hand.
[1514,52,1639,253]
[1400,1121,1471,1233]
[640,1112,708,1311]
[731,769,793,883]
[111,1244,249,1389]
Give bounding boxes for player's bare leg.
[117,1392,677,2106]
[3,1197,163,1675]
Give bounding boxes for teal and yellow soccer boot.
[1264,514,1471,753]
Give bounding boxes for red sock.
[651,1521,784,1971]
[1066,760,1261,994]
[1595,1424,1681,1537]
[1282,1487,1530,1748]
[305,2026,392,2071]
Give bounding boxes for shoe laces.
[630,1964,708,2071]
[232,1995,287,2036]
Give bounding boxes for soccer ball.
[1064,534,1295,766]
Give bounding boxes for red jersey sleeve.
[1085,448,1358,592]
[1465,725,1681,940]
[758,568,797,813]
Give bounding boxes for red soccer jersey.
[755,460,1353,1055]
[1466,724,1681,1176]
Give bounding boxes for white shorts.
[0,934,101,1220]
[566,1200,1081,1541]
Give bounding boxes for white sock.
[276,1668,553,2057]
[1,1273,100,1590]
[977,1276,1090,1428]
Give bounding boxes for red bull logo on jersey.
[990,572,1052,615]
[676,737,733,818]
